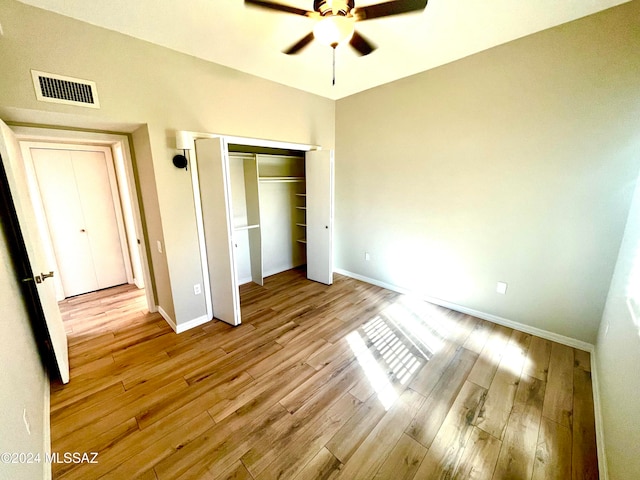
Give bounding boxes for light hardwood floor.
[51,268,599,479]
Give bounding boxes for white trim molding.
[158,306,211,334]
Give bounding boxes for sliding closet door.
[195,138,240,326]
[306,150,334,285]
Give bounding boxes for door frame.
[21,142,134,299]
[181,130,320,322]
[11,126,154,313]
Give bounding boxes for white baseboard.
[157,306,212,334]
[175,314,211,333]
[334,268,595,352]
[590,351,609,480]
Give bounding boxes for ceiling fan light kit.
[313,15,355,47]
[245,0,428,83]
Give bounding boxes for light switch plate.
[496,282,508,295]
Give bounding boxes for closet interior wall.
[228,152,306,286]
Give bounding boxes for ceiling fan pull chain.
[332,46,336,86]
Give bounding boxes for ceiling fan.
[244,0,429,56]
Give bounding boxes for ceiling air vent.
[31,70,100,109]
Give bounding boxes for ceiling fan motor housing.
[314,0,355,16]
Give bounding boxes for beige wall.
[0,222,49,480]
[597,168,640,478]
[0,0,335,326]
[335,1,640,344]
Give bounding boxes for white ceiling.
[18,0,629,100]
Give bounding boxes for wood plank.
[574,349,591,372]
[333,388,425,480]
[532,417,573,480]
[542,343,574,428]
[59,409,215,480]
[240,368,361,476]
[406,346,478,448]
[463,319,495,354]
[154,403,289,479]
[54,418,139,478]
[213,461,255,480]
[411,381,487,480]
[572,361,598,480]
[325,393,387,463]
[467,324,513,389]
[306,339,353,371]
[453,427,502,480]
[254,393,361,480]
[208,359,317,423]
[98,412,216,479]
[476,330,531,440]
[523,335,552,382]
[373,433,426,480]
[492,374,545,480]
[53,376,189,442]
[293,447,342,480]
[408,341,459,397]
[136,370,254,430]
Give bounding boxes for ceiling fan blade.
[284,32,315,54]
[244,0,314,17]
[349,30,377,56]
[354,0,428,21]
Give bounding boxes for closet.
[29,147,129,298]
[195,137,333,326]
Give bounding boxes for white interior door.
[0,120,69,383]
[30,148,127,297]
[195,138,240,326]
[306,150,334,285]
[72,150,127,289]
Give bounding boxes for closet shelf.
[297,239,307,244]
[295,193,307,197]
[296,223,307,227]
[296,206,307,210]
[234,224,260,231]
[259,176,305,183]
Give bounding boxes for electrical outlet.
[365,252,371,261]
[194,284,201,295]
[496,282,508,295]
[23,408,31,435]
[157,240,162,254]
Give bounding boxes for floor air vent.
[31,70,100,109]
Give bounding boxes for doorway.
[13,126,154,313]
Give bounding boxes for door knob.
[22,276,42,284]
[41,271,55,280]
[80,229,86,233]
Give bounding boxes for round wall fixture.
[173,154,188,170]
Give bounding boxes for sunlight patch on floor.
[346,329,399,410]
[362,316,421,385]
